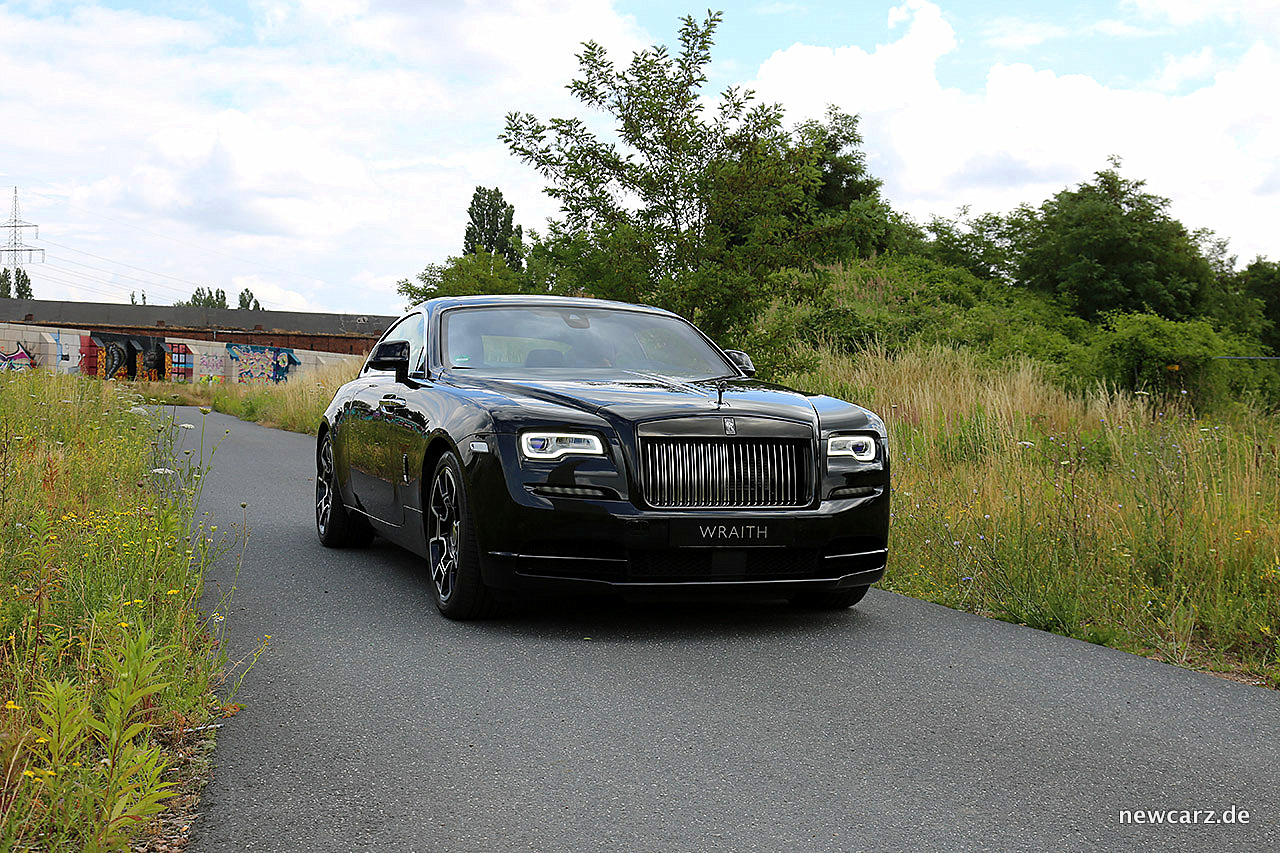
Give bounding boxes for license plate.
[669,520,793,547]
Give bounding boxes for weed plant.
[0,370,238,850]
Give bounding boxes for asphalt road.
[179,406,1280,853]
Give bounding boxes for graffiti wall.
[0,342,33,371]
[1,323,89,373]
[226,343,301,383]
[0,323,360,383]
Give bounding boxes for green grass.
[0,371,243,850]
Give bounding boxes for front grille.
[640,438,811,508]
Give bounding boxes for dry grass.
[148,361,360,435]
[784,343,1280,685]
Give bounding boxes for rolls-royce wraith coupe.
[316,295,889,619]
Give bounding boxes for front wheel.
[427,452,496,620]
[788,584,872,610]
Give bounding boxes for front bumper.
[465,436,889,591]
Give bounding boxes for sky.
[2,0,1277,315]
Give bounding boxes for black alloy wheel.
[426,452,495,619]
[316,431,373,548]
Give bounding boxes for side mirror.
[368,339,411,384]
[724,349,756,377]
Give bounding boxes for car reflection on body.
[316,295,889,619]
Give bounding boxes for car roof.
[408,294,678,318]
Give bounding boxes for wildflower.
[167,589,180,595]
[179,423,196,430]
[117,622,129,628]
[212,612,224,622]
[151,467,176,475]
[21,770,33,778]
[4,700,21,710]
[35,737,47,743]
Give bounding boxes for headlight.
[520,431,605,460]
[828,434,877,462]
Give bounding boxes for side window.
[366,313,424,374]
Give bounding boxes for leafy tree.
[920,207,1017,282]
[500,11,891,337]
[12,268,33,299]
[0,269,10,299]
[1013,162,1213,320]
[237,288,262,311]
[397,249,524,306]
[463,187,524,272]
[1238,257,1280,352]
[176,287,227,309]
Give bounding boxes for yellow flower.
[166,589,180,595]
[4,700,21,710]
[34,737,47,743]
[117,622,129,628]
[21,770,33,778]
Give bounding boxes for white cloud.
[1,1,649,313]
[750,1,1279,264]
[982,19,1070,50]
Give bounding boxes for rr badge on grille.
[723,417,736,435]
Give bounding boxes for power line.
[42,255,193,298]
[23,186,335,289]
[34,237,285,310]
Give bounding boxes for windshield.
[440,305,734,380]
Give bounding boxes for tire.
[789,584,872,610]
[426,451,496,620]
[316,431,374,548]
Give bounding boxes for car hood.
[450,372,819,426]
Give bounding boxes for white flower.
[179,423,196,430]
[150,467,176,475]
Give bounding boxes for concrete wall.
[0,322,362,383]
[1,322,89,373]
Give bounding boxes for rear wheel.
[427,452,496,620]
[316,431,373,548]
[788,584,871,610]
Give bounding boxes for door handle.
[378,395,407,411]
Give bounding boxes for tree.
[500,12,891,337]
[176,287,227,309]
[463,187,524,272]
[238,288,262,310]
[13,268,32,299]
[398,249,524,306]
[1012,162,1213,320]
[0,269,10,299]
[1238,257,1280,352]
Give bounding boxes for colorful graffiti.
[197,353,226,376]
[0,343,33,371]
[227,343,300,383]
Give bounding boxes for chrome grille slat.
[640,437,810,509]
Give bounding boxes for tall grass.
[150,361,359,435]
[783,344,1280,684]
[0,371,233,849]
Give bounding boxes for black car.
[316,295,889,619]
